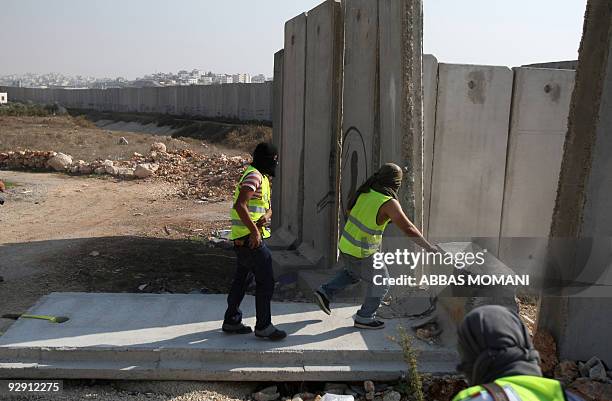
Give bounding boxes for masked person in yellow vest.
[314,163,437,329]
[222,142,286,341]
[452,305,585,401]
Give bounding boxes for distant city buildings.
[0,69,272,89]
[232,73,251,84]
[251,74,266,83]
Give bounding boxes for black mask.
[252,142,278,177]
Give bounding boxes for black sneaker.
[222,322,253,334]
[354,320,385,330]
[314,290,331,315]
[255,325,287,341]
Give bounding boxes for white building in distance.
[232,73,251,84]
[0,93,7,104]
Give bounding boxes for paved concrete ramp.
[0,293,458,381]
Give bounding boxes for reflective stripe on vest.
[452,376,567,401]
[338,190,392,258]
[229,165,271,240]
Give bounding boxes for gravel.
[11,380,257,401]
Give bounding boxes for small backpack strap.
[481,383,512,401]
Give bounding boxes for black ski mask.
[252,142,278,177]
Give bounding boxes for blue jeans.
[319,253,390,323]
[224,240,275,331]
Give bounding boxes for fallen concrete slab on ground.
[0,293,458,381]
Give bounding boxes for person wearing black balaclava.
[222,142,286,341]
[452,305,585,401]
[313,163,436,329]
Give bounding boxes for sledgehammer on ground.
[2,314,70,324]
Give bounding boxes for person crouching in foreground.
[452,305,584,401]
[314,163,437,329]
[222,142,286,341]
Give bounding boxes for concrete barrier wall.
[0,82,273,122]
[423,54,439,237]
[378,0,425,254]
[300,0,343,266]
[427,64,514,253]
[269,0,576,277]
[277,13,308,245]
[340,0,379,222]
[499,68,575,272]
[271,50,285,231]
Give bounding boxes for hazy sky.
[0,0,587,79]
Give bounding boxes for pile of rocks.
[151,149,248,201]
[553,357,612,401]
[251,382,407,401]
[0,143,251,201]
[0,150,57,170]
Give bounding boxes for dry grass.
[0,116,246,162]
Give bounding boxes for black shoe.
[314,291,331,315]
[354,320,385,330]
[222,322,253,334]
[255,325,287,341]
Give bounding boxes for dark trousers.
[223,241,274,330]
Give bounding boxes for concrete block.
[432,242,518,326]
[278,13,308,246]
[272,50,285,232]
[539,3,612,364]
[340,0,378,222]
[0,293,458,380]
[378,0,425,265]
[428,64,513,251]
[499,68,575,274]
[378,0,424,228]
[140,87,157,113]
[301,0,343,268]
[222,84,239,119]
[238,83,252,120]
[167,86,178,114]
[271,250,320,275]
[423,54,439,238]
[252,82,272,122]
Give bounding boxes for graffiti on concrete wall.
[340,126,369,218]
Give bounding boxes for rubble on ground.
[0,147,250,201]
[536,332,612,401]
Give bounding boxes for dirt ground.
[0,116,245,161]
[0,170,238,335]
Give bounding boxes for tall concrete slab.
[423,54,439,238]
[341,0,378,219]
[252,82,272,121]
[277,13,307,246]
[539,0,612,364]
[222,84,239,120]
[272,50,285,232]
[428,64,513,251]
[299,0,343,267]
[499,68,575,273]
[141,87,157,113]
[211,84,224,118]
[378,0,425,263]
[176,86,188,115]
[379,0,424,229]
[238,84,252,121]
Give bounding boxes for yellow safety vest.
[230,165,271,240]
[452,376,567,401]
[338,190,392,258]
